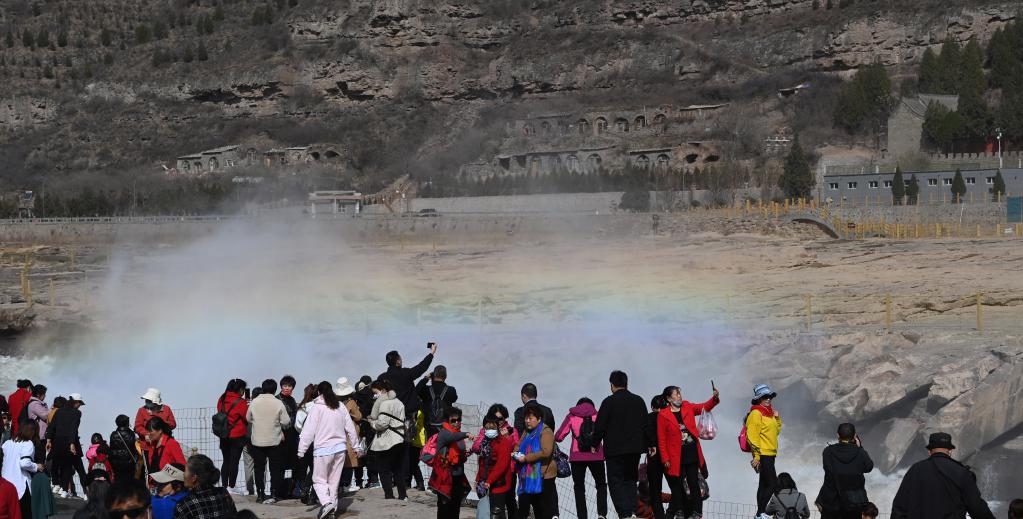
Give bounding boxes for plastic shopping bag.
[697,410,718,440]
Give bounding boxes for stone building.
[886,94,959,159]
[822,167,1023,205]
[176,145,254,174]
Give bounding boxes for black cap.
[925,432,955,450]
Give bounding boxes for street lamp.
[996,127,1003,169]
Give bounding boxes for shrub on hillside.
[620,189,650,212]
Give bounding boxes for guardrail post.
[885,294,892,333]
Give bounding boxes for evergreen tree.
[937,39,961,94]
[833,62,892,137]
[4,31,13,48]
[153,22,168,40]
[779,136,815,198]
[959,38,986,97]
[918,48,941,93]
[993,170,1006,200]
[203,15,215,34]
[57,31,68,47]
[956,90,990,145]
[951,168,966,203]
[213,5,225,21]
[907,173,920,205]
[922,101,962,151]
[100,28,112,46]
[22,29,34,48]
[987,27,1018,89]
[891,167,905,205]
[197,41,208,61]
[183,44,194,63]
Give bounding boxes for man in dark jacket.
[415,365,458,437]
[594,370,649,519]
[377,344,436,418]
[277,375,299,498]
[513,383,556,436]
[891,432,995,519]
[47,393,85,496]
[816,423,874,519]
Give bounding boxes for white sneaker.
[345,484,359,492]
[58,491,69,499]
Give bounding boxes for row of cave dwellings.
[521,113,669,137]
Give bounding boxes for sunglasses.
[111,507,149,519]
[448,418,461,423]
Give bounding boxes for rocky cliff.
[747,327,1022,500]
[0,0,1017,183]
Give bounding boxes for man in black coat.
[512,382,556,436]
[816,423,874,519]
[594,370,649,519]
[416,365,459,437]
[377,343,437,418]
[891,432,995,519]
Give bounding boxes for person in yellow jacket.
[407,410,427,491]
[746,383,782,516]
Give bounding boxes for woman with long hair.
[216,379,248,491]
[2,420,44,519]
[298,381,360,519]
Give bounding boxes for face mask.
[672,400,683,408]
[484,429,499,439]
[145,401,159,411]
[373,392,382,400]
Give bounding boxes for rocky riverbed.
[0,214,1020,511]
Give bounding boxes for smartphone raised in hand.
[427,342,436,349]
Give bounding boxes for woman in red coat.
[657,385,719,519]
[145,417,186,478]
[216,379,249,490]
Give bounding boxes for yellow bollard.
[976,224,981,238]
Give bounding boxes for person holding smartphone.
[814,423,874,519]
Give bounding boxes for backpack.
[738,411,752,453]
[428,386,449,426]
[419,433,439,467]
[775,493,801,519]
[575,416,597,452]
[212,395,242,439]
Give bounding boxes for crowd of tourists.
[0,343,1018,519]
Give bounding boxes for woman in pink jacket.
[555,397,608,519]
[298,382,361,519]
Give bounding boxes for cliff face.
[0,0,1016,178]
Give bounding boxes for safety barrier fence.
[167,405,890,519]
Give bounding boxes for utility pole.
[996,128,1003,169]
